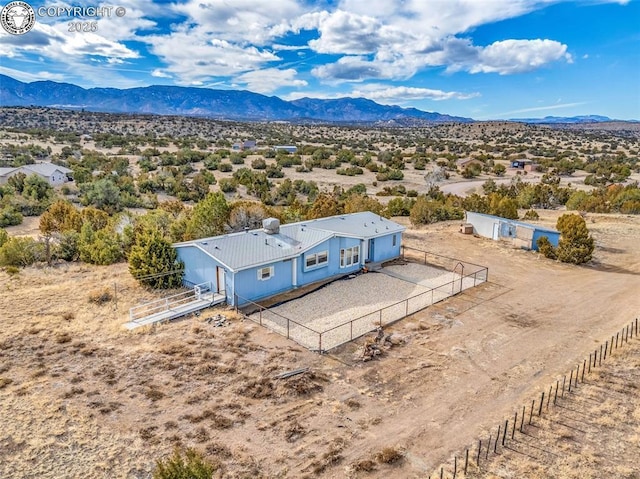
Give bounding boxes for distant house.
[174,211,405,306]
[242,140,257,150]
[465,211,560,251]
[510,159,537,172]
[273,145,297,154]
[456,158,483,169]
[0,167,17,185]
[0,163,72,186]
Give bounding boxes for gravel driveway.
[250,262,486,351]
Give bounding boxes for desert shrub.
[0,236,44,267]
[336,166,364,176]
[229,153,245,165]
[218,162,232,172]
[410,196,463,225]
[0,228,8,247]
[536,236,557,259]
[218,178,237,193]
[153,448,217,479]
[522,209,539,221]
[3,266,19,275]
[375,447,403,464]
[88,288,113,304]
[251,158,266,170]
[0,206,23,227]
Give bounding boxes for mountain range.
[0,74,471,124]
[0,75,623,125]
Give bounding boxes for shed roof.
[175,211,405,272]
[465,211,559,234]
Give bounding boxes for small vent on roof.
[201,241,208,245]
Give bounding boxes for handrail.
[129,282,213,321]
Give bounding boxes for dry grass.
[457,341,640,479]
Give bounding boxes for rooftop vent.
[262,217,280,235]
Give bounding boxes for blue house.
[465,211,560,251]
[174,211,405,306]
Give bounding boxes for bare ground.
[1,211,639,478]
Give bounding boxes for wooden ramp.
[125,283,225,330]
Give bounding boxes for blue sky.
[1,0,639,120]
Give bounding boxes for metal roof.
[175,211,405,272]
[466,211,559,234]
[21,163,72,176]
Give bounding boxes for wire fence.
[429,317,639,479]
[235,247,489,353]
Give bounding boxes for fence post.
[604,341,608,360]
[554,380,559,405]
[588,353,592,373]
[616,332,619,349]
[547,386,552,409]
[610,336,614,356]
[486,435,491,460]
[464,449,469,474]
[568,370,573,393]
[582,360,586,382]
[529,400,534,424]
[539,392,544,416]
[494,426,500,453]
[512,412,517,439]
[453,456,457,479]
[562,375,566,397]
[502,420,508,446]
[520,406,525,432]
[477,439,482,466]
[599,345,603,366]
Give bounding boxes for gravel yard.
[251,262,487,351]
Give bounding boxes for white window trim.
[257,266,274,281]
[305,250,329,270]
[340,246,360,268]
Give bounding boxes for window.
[340,246,360,268]
[257,266,274,281]
[305,251,328,269]
[392,234,397,247]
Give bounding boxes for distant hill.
[509,115,615,124]
[0,74,472,124]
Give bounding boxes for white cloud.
[144,27,280,84]
[235,68,307,93]
[171,0,304,44]
[469,39,571,74]
[351,84,480,103]
[151,69,172,78]
[307,10,385,55]
[0,66,66,82]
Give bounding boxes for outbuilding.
[465,211,560,251]
[174,211,405,306]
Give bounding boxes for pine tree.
[555,213,594,264]
[129,229,184,289]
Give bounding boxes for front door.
[216,267,226,293]
[368,238,375,262]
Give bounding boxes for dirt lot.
[1,211,639,478]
